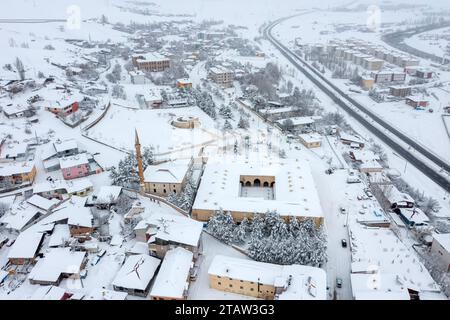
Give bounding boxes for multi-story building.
[209,66,234,88]
[132,52,170,72]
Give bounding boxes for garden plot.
[86,105,218,156]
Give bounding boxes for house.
[48,224,71,247]
[141,89,163,109]
[338,132,365,148]
[176,78,193,89]
[129,70,147,84]
[7,231,45,265]
[0,143,30,162]
[0,198,45,233]
[389,86,412,98]
[2,104,34,119]
[59,154,90,180]
[143,158,193,196]
[349,150,380,163]
[277,116,320,132]
[132,53,170,72]
[209,66,234,88]
[208,255,326,300]
[406,97,429,109]
[150,247,194,300]
[90,185,122,209]
[26,194,60,212]
[0,160,36,188]
[298,133,322,148]
[134,212,203,259]
[192,157,324,226]
[29,248,87,285]
[44,196,94,236]
[33,178,93,199]
[45,99,79,117]
[259,106,296,120]
[31,286,72,300]
[359,159,384,173]
[112,254,161,297]
[53,139,79,158]
[430,233,450,271]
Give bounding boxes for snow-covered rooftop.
[298,133,322,144]
[0,160,35,176]
[59,153,89,169]
[53,139,78,153]
[48,224,70,247]
[8,231,44,260]
[349,225,440,293]
[33,178,93,195]
[150,247,193,299]
[30,286,66,300]
[29,248,86,283]
[112,254,160,291]
[208,255,327,300]
[137,212,203,248]
[133,52,168,62]
[193,157,324,218]
[351,273,411,300]
[0,199,42,231]
[95,186,122,204]
[27,195,59,211]
[143,159,191,184]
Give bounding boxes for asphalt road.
[264,15,450,192]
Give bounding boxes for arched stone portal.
[254,179,261,187]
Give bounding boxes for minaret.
[135,129,145,193]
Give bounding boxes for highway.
[264,15,450,192]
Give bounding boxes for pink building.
[59,154,90,180]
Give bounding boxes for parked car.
[90,256,100,266]
[80,269,88,279]
[336,278,343,288]
[340,207,347,214]
[341,239,347,248]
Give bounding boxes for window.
[163,189,166,193]
[229,284,233,288]
[250,288,254,291]
[218,282,221,286]
[240,286,244,290]
[153,189,156,193]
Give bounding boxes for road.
[264,15,450,192]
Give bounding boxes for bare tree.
[14,57,25,80]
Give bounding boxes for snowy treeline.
[109,146,154,188]
[239,62,282,100]
[207,210,327,267]
[190,87,217,119]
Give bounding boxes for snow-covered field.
[86,105,219,156]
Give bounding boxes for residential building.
[59,154,90,180]
[134,212,203,259]
[416,68,433,79]
[389,86,412,97]
[132,53,170,72]
[209,66,234,88]
[33,178,94,199]
[338,132,365,148]
[0,160,36,187]
[112,254,161,297]
[29,248,87,285]
[208,255,326,300]
[360,77,375,90]
[298,133,322,148]
[7,231,45,265]
[45,100,79,117]
[150,247,194,300]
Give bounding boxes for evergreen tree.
[237,116,250,129]
[207,209,236,244]
[223,120,233,132]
